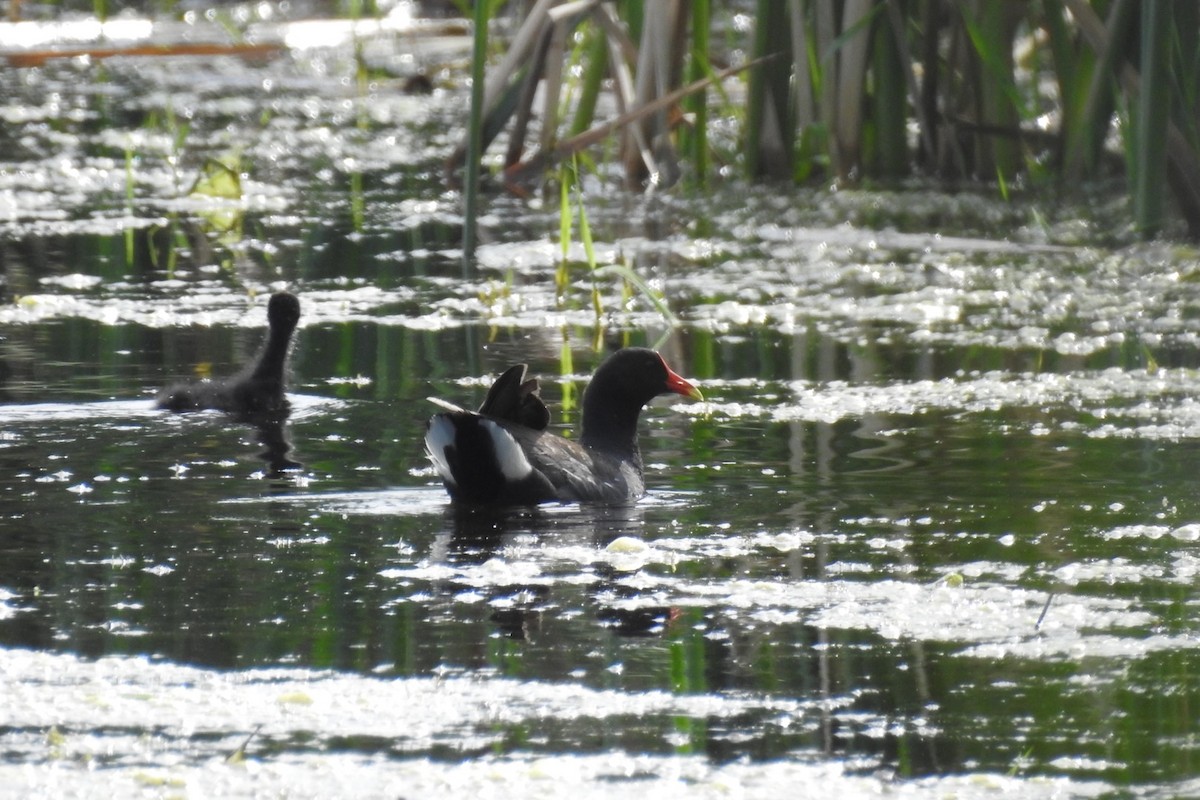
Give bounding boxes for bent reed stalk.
[458,0,1200,240]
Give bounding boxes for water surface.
[1,9,1199,799]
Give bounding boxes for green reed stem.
[462,0,491,271]
[682,0,710,186]
[350,170,364,233]
[872,7,907,176]
[557,162,572,297]
[124,147,134,269]
[559,329,575,414]
[570,25,609,138]
[745,0,792,179]
[573,175,601,320]
[1135,0,1169,236]
[594,263,678,327]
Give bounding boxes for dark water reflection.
[0,314,1197,787]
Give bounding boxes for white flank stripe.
[423,416,457,486]
[481,419,532,481]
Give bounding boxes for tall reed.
[463,0,1200,239]
[461,0,492,269]
[1134,1,1169,235]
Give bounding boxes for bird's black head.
[268,292,301,332]
[588,347,703,407]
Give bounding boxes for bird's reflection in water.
[434,506,543,640]
[429,502,679,641]
[588,503,679,638]
[243,408,302,478]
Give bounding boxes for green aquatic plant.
[463,2,1200,239]
[680,0,710,187]
[1133,1,1169,236]
[123,146,136,269]
[45,725,65,760]
[190,155,242,200]
[575,164,601,318]
[552,152,681,381]
[461,0,495,267]
[556,156,677,330]
[554,156,601,318]
[452,0,757,195]
[558,328,575,414]
[189,154,245,251]
[349,170,365,234]
[594,261,679,328]
[568,18,609,140]
[225,724,262,764]
[119,106,193,274]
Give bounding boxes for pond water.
[2,8,1200,799]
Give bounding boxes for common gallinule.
[156,291,301,416]
[425,347,703,505]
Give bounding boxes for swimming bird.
[425,347,703,505]
[156,291,301,416]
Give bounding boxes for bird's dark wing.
[513,425,643,503]
[478,364,551,431]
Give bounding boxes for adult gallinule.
[156,291,301,416]
[425,347,703,505]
